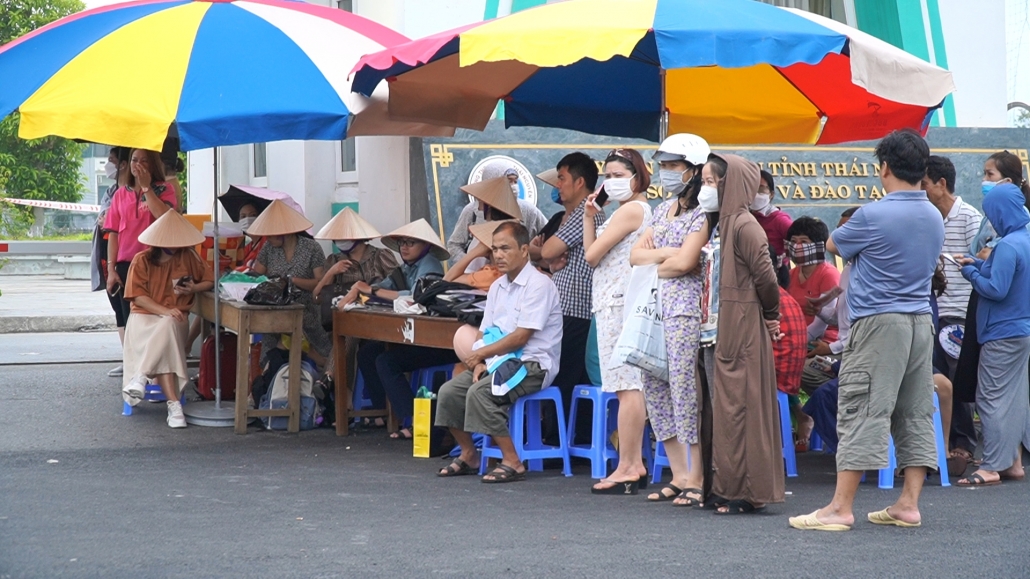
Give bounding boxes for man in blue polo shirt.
[790,130,945,532]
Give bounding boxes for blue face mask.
[982,180,998,196]
[550,187,561,204]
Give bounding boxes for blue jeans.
[356,341,458,423]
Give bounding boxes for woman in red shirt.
[786,217,840,342]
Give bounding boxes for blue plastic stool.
[650,439,692,485]
[480,387,573,477]
[122,383,168,416]
[778,391,799,477]
[810,430,824,452]
[566,385,619,479]
[875,392,951,489]
[641,424,654,473]
[409,364,454,394]
[352,370,373,411]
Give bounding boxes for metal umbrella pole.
[183,146,236,427]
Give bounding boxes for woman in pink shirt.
[751,170,794,284]
[786,217,840,342]
[103,148,178,337]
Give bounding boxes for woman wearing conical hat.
[120,210,213,429]
[249,199,332,368]
[443,219,512,291]
[446,163,548,262]
[341,219,458,438]
[312,207,399,329]
[312,209,400,422]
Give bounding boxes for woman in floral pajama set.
[630,188,712,506]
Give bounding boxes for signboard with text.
[420,123,1030,243]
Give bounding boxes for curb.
[0,315,116,334]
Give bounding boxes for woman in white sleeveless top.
[584,148,654,494]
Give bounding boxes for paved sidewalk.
[0,275,115,333]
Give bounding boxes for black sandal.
[672,487,703,507]
[694,494,728,511]
[389,428,413,440]
[591,478,641,495]
[437,458,477,477]
[957,472,1001,487]
[482,464,526,484]
[713,500,764,515]
[646,484,682,502]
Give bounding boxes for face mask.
[550,187,561,204]
[238,216,255,232]
[161,248,176,256]
[604,177,634,202]
[334,240,357,253]
[105,161,119,180]
[788,241,826,266]
[698,185,719,212]
[750,193,772,214]
[982,180,999,196]
[659,169,687,196]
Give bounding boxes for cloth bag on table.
[612,264,668,382]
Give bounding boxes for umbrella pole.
[213,146,221,410]
[659,68,668,143]
[183,146,235,428]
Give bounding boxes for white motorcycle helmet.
[652,133,711,167]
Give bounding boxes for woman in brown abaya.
[705,154,786,514]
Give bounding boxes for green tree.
[0,0,86,207]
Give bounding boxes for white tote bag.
[611,264,669,382]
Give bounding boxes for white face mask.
[104,161,119,180]
[334,240,357,253]
[750,193,772,214]
[659,169,687,196]
[603,177,634,202]
[698,185,720,212]
[238,216,255,232]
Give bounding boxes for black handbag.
[244,276,300,306]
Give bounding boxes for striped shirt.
[938,196,982,319]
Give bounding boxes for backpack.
[413,276,486,318]
[258,360,319,430]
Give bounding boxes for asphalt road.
[1,361,1028,578]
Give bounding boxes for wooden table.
[332,307,466,436]
[194,291,306,434]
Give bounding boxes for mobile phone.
[594,189,609,209]
[940,253,961,266]
[174,275,194,287]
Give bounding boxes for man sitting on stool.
[435,222,563,483]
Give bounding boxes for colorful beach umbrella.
[351,0,956,145]
[0,0,452,152]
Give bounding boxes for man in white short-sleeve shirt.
[435,222,563,483]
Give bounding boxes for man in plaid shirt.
[540,152,605,429]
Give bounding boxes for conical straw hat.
[468,219,517,249]
[245,199,313,236]
[460,176,523,221]
[139,209,205,248]
[315,207,381,241]
[381,218,450,261]
[536,168,560,189]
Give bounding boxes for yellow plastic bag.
[413,396,434,458]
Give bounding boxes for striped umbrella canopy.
[351,0,956,145]
[0,0,452,152]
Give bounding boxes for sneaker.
[122,375,147,407]
[108,365,124,377]
[167,401,187,428]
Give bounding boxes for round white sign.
[467,155,537,206]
